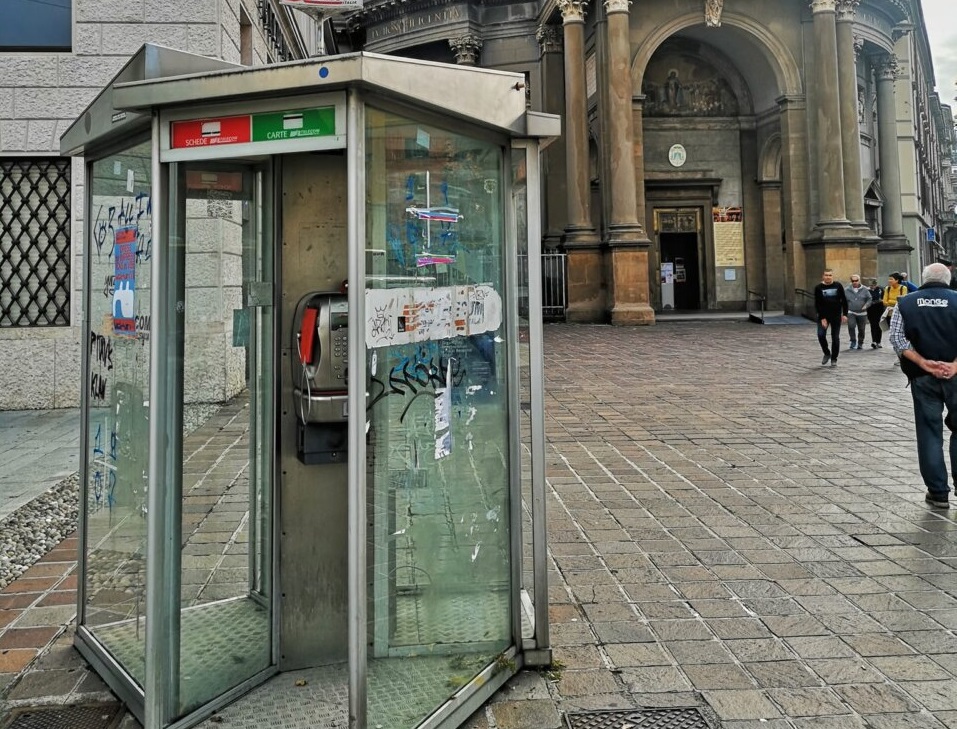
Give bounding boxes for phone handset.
[297,306,320,378]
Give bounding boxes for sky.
[922,0,957,103]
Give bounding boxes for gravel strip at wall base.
[0,474,79,590]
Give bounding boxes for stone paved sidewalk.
[4,320,957,729]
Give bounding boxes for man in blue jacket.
[890,262,957,509]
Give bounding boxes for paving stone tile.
[618,665,693,693]
[835,682,921,714]
[555,669,621,698]
[898,681,957,711]
[869,655,952,682]
[602,643,672,668]
[707,618,773,640]
[579,603,636,622]
[647,619,713,641]
[664,640,735,665]
[766,686,848,716]
[552,645,604,670]
[635,601,696,620]
[842,633,916,657]
[5,668,82,699]
[863,713,949,728]
[702,689,782,721]
[807,658,883,685]
[725,638,796,663]
[870,610,943,632]
[489,700,562,729]
[785,636,857,659]
[689,599,750,618]
[758,615,829,638]
[899,630,957,655]
[745,660,821,688]
[684,663,755,690]
[591,621,654,644]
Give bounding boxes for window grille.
[0,159,72,327]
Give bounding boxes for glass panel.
[511,149,535,640]
[175,163,273,716]
[82,140,153,686]
[365,107,512,727]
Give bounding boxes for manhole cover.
[1,703,123,729]
[565,707,715,729]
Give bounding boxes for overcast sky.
[922,0,957,102]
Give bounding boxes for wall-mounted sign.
[668,143,687,167]
[280,0,363,10]
[162,97,346,162]
[171,108,335,150]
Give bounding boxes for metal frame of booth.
[61,45,556,729]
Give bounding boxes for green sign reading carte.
[251,107,336,142]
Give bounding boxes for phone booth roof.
[61,44,559,157]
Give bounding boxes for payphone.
[292,291,348,464]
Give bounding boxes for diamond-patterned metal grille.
[1,703,122,729]
[0,159,71,327]
[565,708,715,729]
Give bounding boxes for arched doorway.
[630,10,805,313]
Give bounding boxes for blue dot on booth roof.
[319,67,329,78]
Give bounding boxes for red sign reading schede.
[171,115,251,149]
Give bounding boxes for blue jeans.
[817,318,840,360]
[910,375,957,499]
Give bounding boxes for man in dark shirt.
[890,262,957,509]
[814,268,848,367]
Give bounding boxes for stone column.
[809,0,848,227]
[559,0,604,321]
[604,0,653,324]
[448,35,482,65]
[875,54,907,244]
[836,0,866,226]
[537,24,568,249]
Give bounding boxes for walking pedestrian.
[889,262,957,509]
[881,272,908,330]
[901,271,919,293]
[814,268,847,367]
[845,273,870,350]
[867,278,885,348]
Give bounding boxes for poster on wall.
[713,207,744,267]
[112,226,137,336]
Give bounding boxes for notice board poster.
[112,226,137,336]
[713,207,744,268]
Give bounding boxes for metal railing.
[747,289,766,323]
[518,252,566,321]
[794,288,816,321]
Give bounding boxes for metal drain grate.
[2,703,123,729]
[565,707,715,729]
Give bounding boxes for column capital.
[604,0,630,14]
[448,35,483,65]
[558,0,588,23]
[875,54,901,81]
[704,0,724,28]
[536,24,563,53]
[809,0,837,14]
[835,0,860,22]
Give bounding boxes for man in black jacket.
[814,269,848,367]
[890,262,957,509]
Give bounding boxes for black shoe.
[926,493,950,509]
[822,354,830,366]
[871,343,878,349]
[858,342,864,349]
[876,343,883,348]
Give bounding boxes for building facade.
[0,0,319,409]
[342,0,955,323]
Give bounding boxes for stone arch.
[630,11,803,99]
[759,133,783,183]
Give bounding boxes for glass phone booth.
[61,45,556,729]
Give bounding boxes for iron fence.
[518,252,566,321]
[0,159,71,327]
